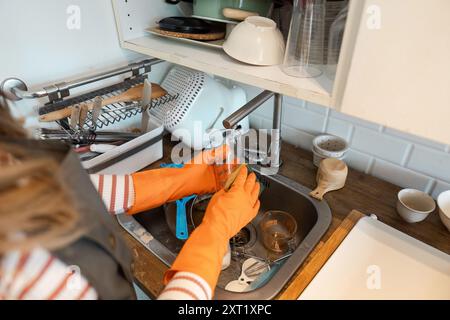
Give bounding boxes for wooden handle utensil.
[39,83,167,122]
[310,158,348,201]
[222,8,259,21]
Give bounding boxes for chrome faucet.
[223,90,283,172]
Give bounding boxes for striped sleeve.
[90,174,135,215]
[0,248,98,300]
[158,272,212,300]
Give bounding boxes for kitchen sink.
[117,166,332,299]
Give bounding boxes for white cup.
[396,189,436,223]
[437,190,450,232]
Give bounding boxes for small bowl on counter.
[396,188,436,223]
[312,134,349,167]
[437,190,450,232]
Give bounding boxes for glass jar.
[281,0,326,78]
[204,128,244,190]
[326,4,349,80]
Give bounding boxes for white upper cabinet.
[112,0,450,145]
[336,0,450,145]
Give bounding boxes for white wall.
[0,0,168,122]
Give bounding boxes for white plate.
[145,27,224,49]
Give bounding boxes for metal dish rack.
[2,58,178,144]
[38,75,177,133]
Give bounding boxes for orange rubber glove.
[128,146,229,215]
[164,166,261,291]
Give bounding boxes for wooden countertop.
[116,137,450,299]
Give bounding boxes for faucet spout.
[223,90,274,129]
[222,90,283,172]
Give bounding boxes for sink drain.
[230,224,256,248]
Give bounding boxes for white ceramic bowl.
[223,16,285,66]
[437,190,450,232]
[313,134,349,158]
[396,189,436,223]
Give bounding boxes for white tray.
[299,217,450,300]
[82,117,164,174]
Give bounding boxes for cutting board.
[299,216,450,300]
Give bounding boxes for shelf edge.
[123,40,333,107]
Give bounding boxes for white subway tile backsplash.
[371,159,433,191]
[249,115,262,129]
[240,85,449,196]
[330,109,382,131]
[407,145,450,182]
[431,180,450,199]
[283,95,306,108]
[283,103,326,135]
[282,125,314,150]
[305,102,328,115]
[261,117,272,130]
[351,126,409,164]
[326,116,352,140]
[344,149,371,173]
[384,127,447,151]
[253,98,274,118]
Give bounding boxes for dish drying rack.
[1,58,178,174]
[41,75,176,131]
[2,58,178,144]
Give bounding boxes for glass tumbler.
[205,129,244,190]
[259,210,298,254]
[281,0,326,78]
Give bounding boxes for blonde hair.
[0,95,81,255]
[0,95,26,138]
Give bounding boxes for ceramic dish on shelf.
[145,27,224,49]
[223,16,285,66]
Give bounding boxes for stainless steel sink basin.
[117,165,332,299]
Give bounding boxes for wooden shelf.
[123,35,334,107]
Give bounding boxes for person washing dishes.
[0,95,260,300]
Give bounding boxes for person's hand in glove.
[128,145,230,214]
[163,165,260,291]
